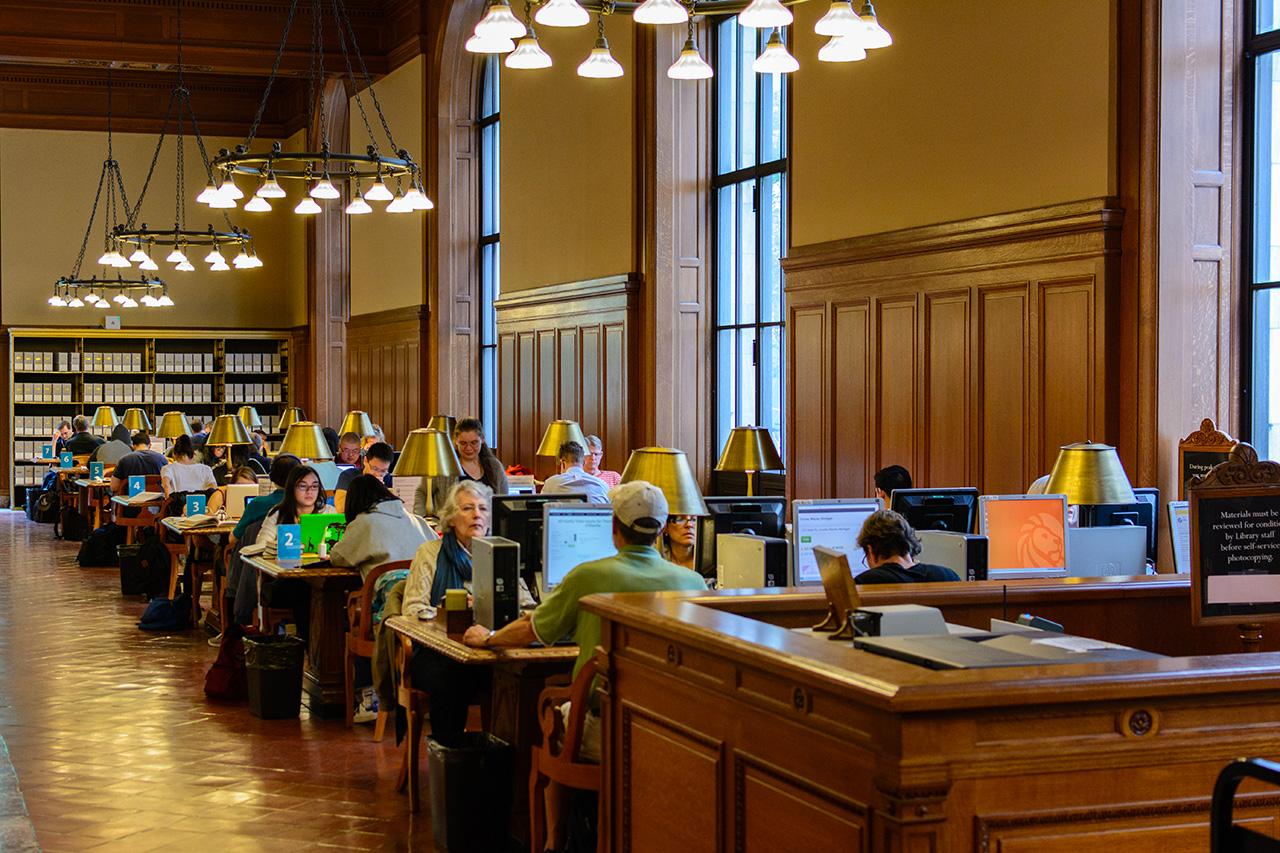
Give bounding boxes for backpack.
[56,506,90,542]
[205,623,256,701]
[135,531,172,599]
[77,523,127,567]
[138,592,192,631]
[31,489,59,524]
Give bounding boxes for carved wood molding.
[493,274,641,319]
[1181,417,1236,447]
[1189,442,1280,490]
[733,749,868,853]
[345,304,427,337]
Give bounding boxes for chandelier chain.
[308,0,329,156]
[71,163,110,280]
[125,85,180,228]
[330,0,398,157]
[245,0,301,150]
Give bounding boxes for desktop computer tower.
[472,536,522,630]
[916,531,989,581]
[716,533,789,589]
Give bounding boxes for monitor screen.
[889,488,979,534]
[1091,487,1159,562]
[492,492,587,598]
[978,494,1069,578]
[791,499,882,585]
[542,503,616,594]
[697,497,787,577]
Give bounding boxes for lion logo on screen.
[1017,512,1065,568]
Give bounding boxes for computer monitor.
[491,492,587,598]
[889,488,979,534]
[1090,487,1159,562]
[697,497,787,577]
[977,494,1069,579]
[541,503,617,596]
[790,498,882,586]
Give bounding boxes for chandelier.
[468,0,892,76]
[203,0,432,216]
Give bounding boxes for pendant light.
[578,15,624,78]
[506,2,553,69]
[737,0,793,29]
[815,0,865,37]
[858,2,892,48]
[536,0,591,28]
[474,0,527,39]
[753,28,799,73]
[818,34,867,62]
[668,19,713,80]
[466,32,516,54]
[634,0,688,26]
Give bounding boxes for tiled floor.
[0,511,437,852]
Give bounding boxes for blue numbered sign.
[128,475,145,497]
[277,524,302,562]
[41,444,53,459]
[59,451,73,469]
[89,462,104,481]
[186,494,206,517]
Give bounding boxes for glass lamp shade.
[668,38,714,79]
[156,411,192,439]
[176,260,196,272]
[1044,442,1137,506]
[256,177,287,198]
[208,192,237,210]
[219,180,244,201]
[208,414,254,447]
[753,30,799,73]
[204,248,225,264]
[138,256,160,271]
[345,193,373,215]
[475,0,527,39]
[818,34,867,62]
[619,447,709,516]
[309,178,341,199]
[166,246,187,264]
[578,38,625,78]
[386,191,414,213]
[244,196,272,212]
[737,0,793,29]
[536,420,589,457]
[47,294,66,307]
[237,406,263,429]
[339,410,377,438]
[815,0,865,36]
[426,415,457,436]
[279,421,333,461]
[535,0,591,28]
[394,428,463,478]
[196,180,221,204]
[364,178,394,202]
[157,293,175,306]
[404,185,434,210]
[505,34,553,69]
[67,297,85,307]
[715,426,784,473]
[466,32,517,53]
[294,197,323,215]
[277,407,305,433]
[121,408,152,433]
[209,261,231,272]
[633,0,688,25]
[92,406,119,428]
[858,2,892,47]
[128,248,149,263]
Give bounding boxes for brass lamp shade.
[426,415,457,436]
[619,446,709,516]
[279,421,333,461]
[277,407,305,433]
[237,406,263,429]
[156,411,192,439]
[339,410,376,437]
[715,426,784,472]
[92,406,119,428]
[208,414,254,447]
[536,420,588,457]
[1044,441,1137,505]
[394,428,462,478]
[121,408,152,432]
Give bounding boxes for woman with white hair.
[583,433,622,489]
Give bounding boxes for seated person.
[873,464,912,502]
[109,432,168,496]
[330,474,436,580]
[228,453,300,552]
[207,465,260,515]
[258,465,338,559]
[414,418,509,516]
[211,445,267,486]
[853,509,961,584]
[90,424,131,465]
[161,434,218,498]
[542,440,610,503]
[336,431,363,466]
[190,419,211,448]
[361,424,387,452]
[52,420,72,456]
[64,415,105,455]
[584,434,622,489]
[659,514,698,572]
[334,442,394,513]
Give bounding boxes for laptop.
[224,484,259,520]
[311,460,341,491]
[299,514,345,555]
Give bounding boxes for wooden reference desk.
[241,554,360,717]
[584,587,1280,851]
[160,518,236,630]
[109,494,165,543]
[74,478,114,530]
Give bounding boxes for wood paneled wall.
[345,306,428,448]
[494,275,639,476]
[782,198,1124,500]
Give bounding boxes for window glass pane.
[1254,289,1280,460]
[760,173,783,323]
[760,56,784,162]
[738,24,757,168]
[737,328,757,429]
[1261,1,1280,34]
[717,328,738,450]
[759,325,783,455]
[737,178,757,324]
[1256,53,1280,284]
[483,57,499,114]
[480,243,499,346]
[481,122,499,237]
[716,184,738,326]
[716,16,738,176]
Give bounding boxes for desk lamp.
[426,415,457,437]
[339,410,376,439]
[92,406,119,438]
[619,446,709,517]
[209,414,254,470]
[394,428,463,517]
[715,426,784,497]
[536,419,588,457]
[156,411,192,439]
[279,421,333,463]
[237,406,262,430]
[122,408,152,433]
[1044,441,1137,526]
[277,407,305,434]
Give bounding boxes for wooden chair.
[115,475,164,544]
[529,663,602,853]
[344,559,411,738]
[1211,758,1280,852]
[58,455,92,512]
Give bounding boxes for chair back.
[540,661,598,764]
[349,559,411,644]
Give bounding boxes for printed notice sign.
[1191,489,1280,623]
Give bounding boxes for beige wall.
[1,127,307,328]
[500,22,636,292]
[790,0,1115,247]
[349,53,428,316]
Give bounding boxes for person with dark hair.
[258,464,337,558]
[873,465,913,502]
[853,509,960,584]
[336,431,362,466]
[322,426,341,458]
[109,432,167,496]
[413,417,509,516]
[542,440,610,503]
[211,444,267,485]
[64,415,104,455]
[161,434,217,497]
[51,419,72,455]
[334,441,394,513]
[228,452,300,550]
[330,475,435,580]
[659,514,698,572]
[90,424,131,465]
[190,418,212,449]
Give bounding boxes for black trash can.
[427,732,514,853]
[118,544,144,595]
[243,635,306,719]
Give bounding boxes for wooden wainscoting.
[782,198,1124,500]
[494,275,640,474]
[345,306,428,448]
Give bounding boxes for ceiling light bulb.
[294,197,322,215]
[475,0,527,39]
[818,33,867,62]
[858,2,891,48]
[578,37,624,78]
[139,256,159,271]
[535,0,590,27]
[166,246,187,264]
[244,196,272,212]
[633,0,688,25]
[257,176,286,198]
[753,29,799,73]
[737,0,793,28]
[309,177,340,199]
[404,186,434,210]
[176,260,196,272]
[196,180,221,204]
[815,0,864,37]
[219,179,244,200]
[67,296,84,308]
[204,247,225,264]
[345,193,373,215]
[208,193,237,209]
[210,260,231,272]
[158,293,175,306]
[505,34,553,69]
[466,32,517,53]
[365,176,394,202]
[386,191,413,213]
[668,37,714,79]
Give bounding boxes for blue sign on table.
[89,462,104,481]
[128,476,145,497]
[41,444,53,459]
[186,494,206,517]
[276,524,302,562]
[59,451,73,469]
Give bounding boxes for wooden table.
[109,494,165,544]
[386,614,577,840]
[74,479,114,530]
[242,554,361,717]
[160,518,237,630]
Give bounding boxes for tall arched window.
[478,55,500,432]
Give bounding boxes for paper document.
[1030,636,1130,653]
[175,514,217,530]
[127,491,164,504]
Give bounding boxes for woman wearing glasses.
[258,465,338,559]
[413,417,508,517]
[659,514,698,572]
